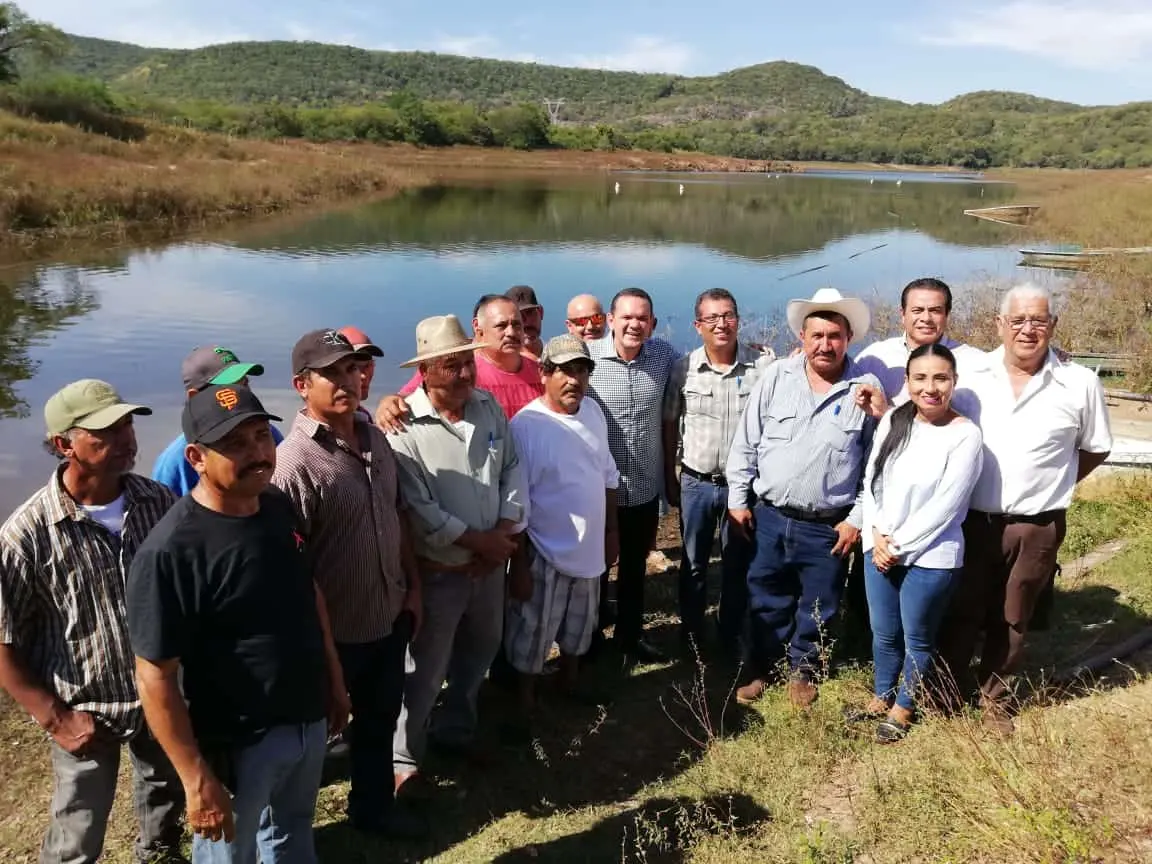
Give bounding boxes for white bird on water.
[679,183,684,195]
[614,181,620,194]
[869,178,874,185]
[896,179,903,186]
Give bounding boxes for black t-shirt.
[127,488,326,745]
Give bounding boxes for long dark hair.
[870,342,957,496]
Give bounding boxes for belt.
[969,509,1064,526]
[763,501,852,525]
[680,464,727,486]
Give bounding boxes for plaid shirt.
[0,469,176,738]
[664,343,776,476]
[587,336,680,507]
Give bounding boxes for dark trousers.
[937,510,1066,705]
[745,503,848,679]
[336,616,411,822]
[677,474,752,647]
[611,496,661,645]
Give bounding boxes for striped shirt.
[587,336,680,507]
[665,343,776,475]
[0,469,176,738]
[726,353,883,527]
[272,410,407,644]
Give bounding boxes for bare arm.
[313,584,349,735]
[136,656,235,843]
[604,487,620,568]
[0,643,62,728]
[662,420,681,508]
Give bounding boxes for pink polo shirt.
[399,353,543,419]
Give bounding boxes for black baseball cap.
[182,385,281,446]
[291,329,368,374]
[181,345,264,391]
[505,285,541,311]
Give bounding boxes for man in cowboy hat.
[386,315,524,790]
[727,288,885,708]
[506,285,545,359]
[273,329,426,838]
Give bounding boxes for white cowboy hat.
[400,315,494,367]
[785,288,870,343]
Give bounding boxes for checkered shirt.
[586,336,680,507]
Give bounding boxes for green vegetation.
[9,29,1147,168]
[0,1,65,82]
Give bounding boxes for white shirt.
[510,397,620,579]
[855,335,990,406]
[965,347,1112,515]
[79,494,126,536]
[863,413,984,569]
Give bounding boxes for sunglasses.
[568,313,607,328]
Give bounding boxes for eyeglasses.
[1005,315,1053,331]
[568,314,606,328]
[697,312,739,327]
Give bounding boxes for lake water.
[0,170,1031,514]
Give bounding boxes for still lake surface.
[0,170,1038,514]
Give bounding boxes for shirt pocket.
[761,412,796,441]
[822,408,865,451]
[683,383,718,420]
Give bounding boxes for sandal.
[842,698,891,724]
[875,718,910,744]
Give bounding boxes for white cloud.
[433,33,501,57]
[922,0,1152,71]
[571,35,694,73]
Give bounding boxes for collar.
[781,351,861,382]
[690,342,760,373]
[601,335,646,363]
[406,385,491,421]
[45,466,157,526]
[988,346,1065,387]
[293,408,371,441]
[901,334,960,353]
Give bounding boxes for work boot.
[735,678,767,705]
[787,676,818,709]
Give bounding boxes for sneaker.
[735,678,767,705]
[787,676,818,709]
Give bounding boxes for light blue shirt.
[725,352,883,527]
[151,426,284,496]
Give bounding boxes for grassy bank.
[2,474,1151,863]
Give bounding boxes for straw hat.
[785,288,870,343]
[400,315,493,367]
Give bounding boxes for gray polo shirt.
[386,386,524,568]
[726,352,883,527]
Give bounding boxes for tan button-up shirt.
[387,386,524,568]
[273,411,408,644]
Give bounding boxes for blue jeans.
[678,474,752,646]
[192,721,327,864]
[746,503,847,678]
[864,559,960,711]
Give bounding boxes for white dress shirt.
[855,335,989,406]
[965,347,1112,515]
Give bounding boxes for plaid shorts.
[505,548,600,674]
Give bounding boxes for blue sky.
[20,0,1152,105]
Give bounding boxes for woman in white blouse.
[857,343,983,742]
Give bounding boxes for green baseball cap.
[45,379,152,436]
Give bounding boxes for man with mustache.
[663,289,775,659]
[0,380,185,864]
[506,285,545,359]
[386,315,524,790]
[272,329,426,839]
[727,289,884,708]
[152,345,282,496]
[506,335,619,720]
[586,288,680,664]
[937,283,1111,734]
[565,294,608,342]
[855,277,988,404]
[376,294,544,430]
[127,385,349,863]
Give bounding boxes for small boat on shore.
[963,204,1040,225]
[1019,245,1152,270]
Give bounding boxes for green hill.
[940,90,1083,114]
[55,35,890,121]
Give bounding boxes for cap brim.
[517,303,542,311]
[545,353,594,368]
[352,344,384,358]
[197,410,283,446]
[785,299,871,343]
[74,403,152,431]
[400,341,491,368]
[210,362,264,386]
[298,349,370,373]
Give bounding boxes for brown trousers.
[937,509,1066,704]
